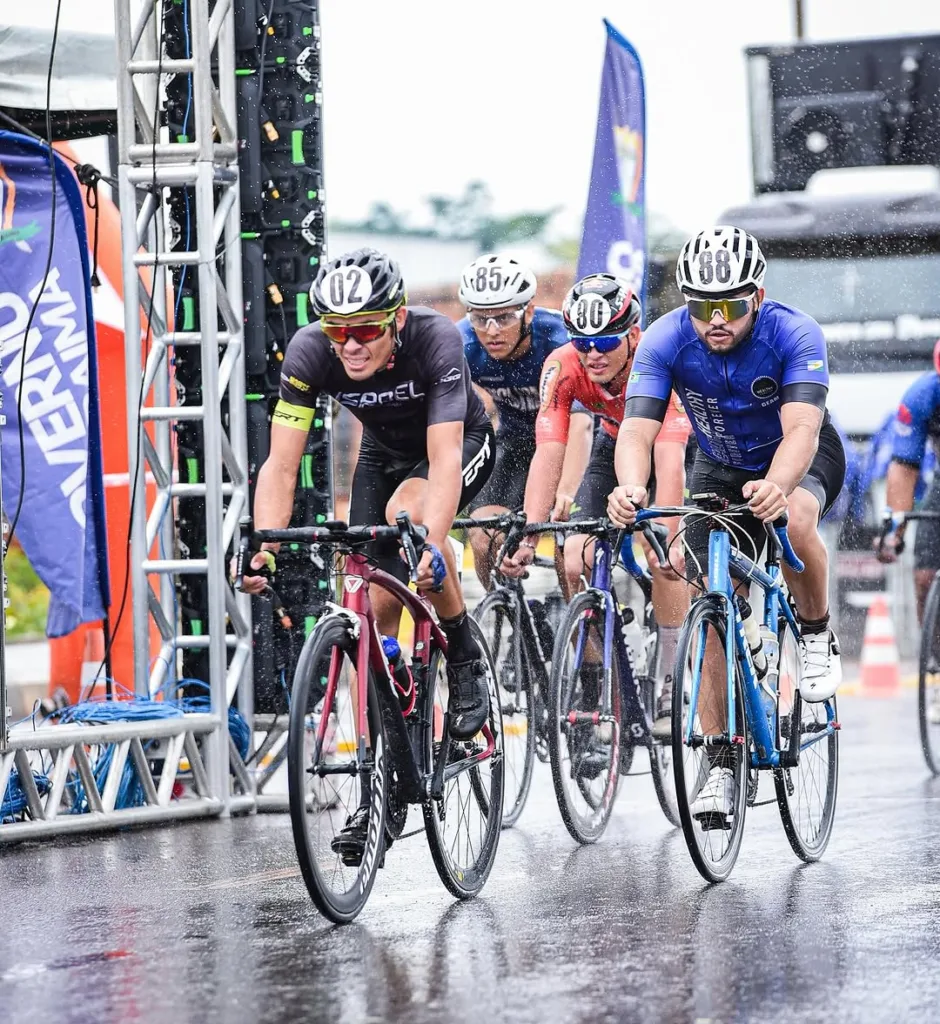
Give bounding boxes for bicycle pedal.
[694,811,732,831]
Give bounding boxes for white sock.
[656,626,680,689]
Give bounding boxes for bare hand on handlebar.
[232,548,276,595]
[607,484,648,527]
[742,478,788,522]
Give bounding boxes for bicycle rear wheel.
[548,590,621,844]
[919,574,940,775]
[473,589,536,828]
[288,618,387,924]
[672,596,748,882]
[424,617,504,899]
[775,618,839,861]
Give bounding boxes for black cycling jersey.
[275,306,489,459]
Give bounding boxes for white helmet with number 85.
[458,253,537,309]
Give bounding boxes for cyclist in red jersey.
[502,274,691,731]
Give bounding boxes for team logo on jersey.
[751,376,779,400]
[438,366,462,384]
[807,360,824,371]
[320,265,374,314]
[629,371,640,383]
[898,404,913,425]
[540,361,561,407]
[287,375,310,392]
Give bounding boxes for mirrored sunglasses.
[685,295,754,323]
[467,308,526,330]
[320,313,395,344]
[569,333,625,354]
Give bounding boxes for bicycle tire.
[288,618,388,924]
[919,573,940,775]
[774,617,839,861]
[672,596,748,882]
[424,617,504,899]
[548,590,622,844]
[643,672,680,828]
[473,589,536,828]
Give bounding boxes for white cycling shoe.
[800,629,842,703]
[689,765,735,829]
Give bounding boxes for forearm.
[765,424,819,495]
[254,458,298,533]
[523,443,566,523]
[885,460,919,511]
[615,424,654,487]
[425,454,463,547]
[557,417,592,499]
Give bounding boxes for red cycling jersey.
[535,342,690,446]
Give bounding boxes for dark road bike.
[236,514,504,923]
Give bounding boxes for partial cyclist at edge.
[241,248,497,852]
[609,227,846,815]
[502,273,691,732]
[457,253,593,588]
[877,337,940,625]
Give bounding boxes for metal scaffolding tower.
[113,0,251,807]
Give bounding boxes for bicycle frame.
[576,536,653,746]
[318,552,497,802]
[690,528,838,769]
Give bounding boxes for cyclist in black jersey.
[241,250,496,854]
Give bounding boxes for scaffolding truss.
[114,0,251,808]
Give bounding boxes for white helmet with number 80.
[676,226,767,296]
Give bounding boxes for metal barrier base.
[0,713,231,845]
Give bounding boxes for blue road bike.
[622,497,840,883]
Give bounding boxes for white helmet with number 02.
[676,226,767,296]
[458,253,537,309]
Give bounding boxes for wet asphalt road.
[1,686,939,1024]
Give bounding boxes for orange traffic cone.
[860,594,901,694]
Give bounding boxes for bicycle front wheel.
[548,590,621,844]
[424,617,504,899]
[672,596,748,883]
[288,618,387,924]
[919,574,940,775]
[473,589,536,828]
[774,618,839,861]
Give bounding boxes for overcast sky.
[319,0,940,238]
[13,0,940,239]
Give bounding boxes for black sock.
[798,611,830,636]
[440,610,478,663]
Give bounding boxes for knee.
[786,491,821,545]
[564,545,585,587]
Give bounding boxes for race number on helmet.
[675,226,767,296]
[458,253,537,309]
[562,273,641,337]
[310,248,406,317]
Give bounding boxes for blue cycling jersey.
[627,300,829,471]
[459,307,568,435]
[891,372,940,466]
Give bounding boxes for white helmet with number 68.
[458,253,537,309]
[676,226,767,296]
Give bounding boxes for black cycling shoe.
[330,805,370,867]
[447,657,490,739]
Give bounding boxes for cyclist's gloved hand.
[607,484,647,527]
[874,514,905,564]
[742,478,788,522]
[235,548,277,595]
[415,543,447,591]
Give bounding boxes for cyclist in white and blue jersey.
[458,254,593,588]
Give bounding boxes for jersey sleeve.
[780,316,829,391]
[890,374,936,466]
[655,393,692,445]
[275,327,325,430]
[423,315,470,426]
[625,328,675,421]
[535,351,577,445]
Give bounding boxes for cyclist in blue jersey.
[878,339,940,630]
[608,226,846,821]
[458,253,593,588]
